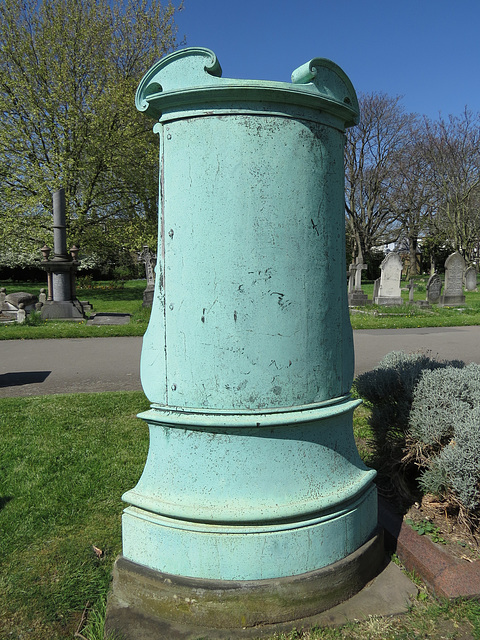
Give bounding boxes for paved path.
[1,326,480,397]
[0,337,143,397]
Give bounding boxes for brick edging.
[378,497,480,600]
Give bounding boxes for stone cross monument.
[106,47,381,638]
[348,255,369,306]
[137,245,157,307]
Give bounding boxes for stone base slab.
[348,291,369,306]
[375,296,403,306]
[105,530,384,640]
[40,300,85,319]
[439,295,466,307]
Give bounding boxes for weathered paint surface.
[122,487,378,581]
[142,113,352,409]
[125,399,370,523]
[122,47,377,582]
[138,49,357,411]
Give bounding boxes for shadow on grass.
[0,496,13,512]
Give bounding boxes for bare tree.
[422,109,480,263]
[388,119,436,275]
[345,93,415,263]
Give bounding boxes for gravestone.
[348,257,369,306]
[407,278,416,304]
[426,272,442,304]
[465,265,477,292]
[5,291,38,309]
[374,252,403,305]
[373,277,380,302]
[0,287,7,311]
[440,252,465,306]
[137,245,157,307]
[347,262,355,295]
[0,291,37,321]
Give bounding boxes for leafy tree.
[0,0,180,263]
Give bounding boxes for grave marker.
[137,245,157,307]
[106,47,381,638]
[465,265,477,292]
[440,252,465,306]
[348,257,369,306]
[39,189,85,319]
[374,252,403,305]
[407,278,416,304]
[426,272,442,304]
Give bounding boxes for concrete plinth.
[105,531,385,640]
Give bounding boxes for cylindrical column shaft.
[51,188,72,301]
[53,189,68,259]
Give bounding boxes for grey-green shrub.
[409,365,479,447]
[355,350,464,410]
[411,365,480,512]
[355,352,480,517]
[354,351,464,461]
[419,409,480,511]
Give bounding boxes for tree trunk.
[408,234,418,277]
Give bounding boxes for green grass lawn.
[2,391,480,640]
[2,278,480,638]
[2,276,480,337]
[0,280,150,339]
[0,391,150,639]
[349,278,480,329]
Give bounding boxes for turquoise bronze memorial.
[106,48,382,638]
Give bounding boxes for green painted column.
[107,48,381,637]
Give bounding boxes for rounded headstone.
[426,273,442,304]
[465,265,477,292]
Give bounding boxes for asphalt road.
[1,326,480,398]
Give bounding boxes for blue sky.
[174,0,480,120]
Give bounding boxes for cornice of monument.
[135,47,359,128]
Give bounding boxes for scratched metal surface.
[121,48,378,581]
[139,51,356,412]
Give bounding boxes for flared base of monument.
[105,529,384,640]
[348,291,369,306]
[439,295,466,307]
[40,300,85,320]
